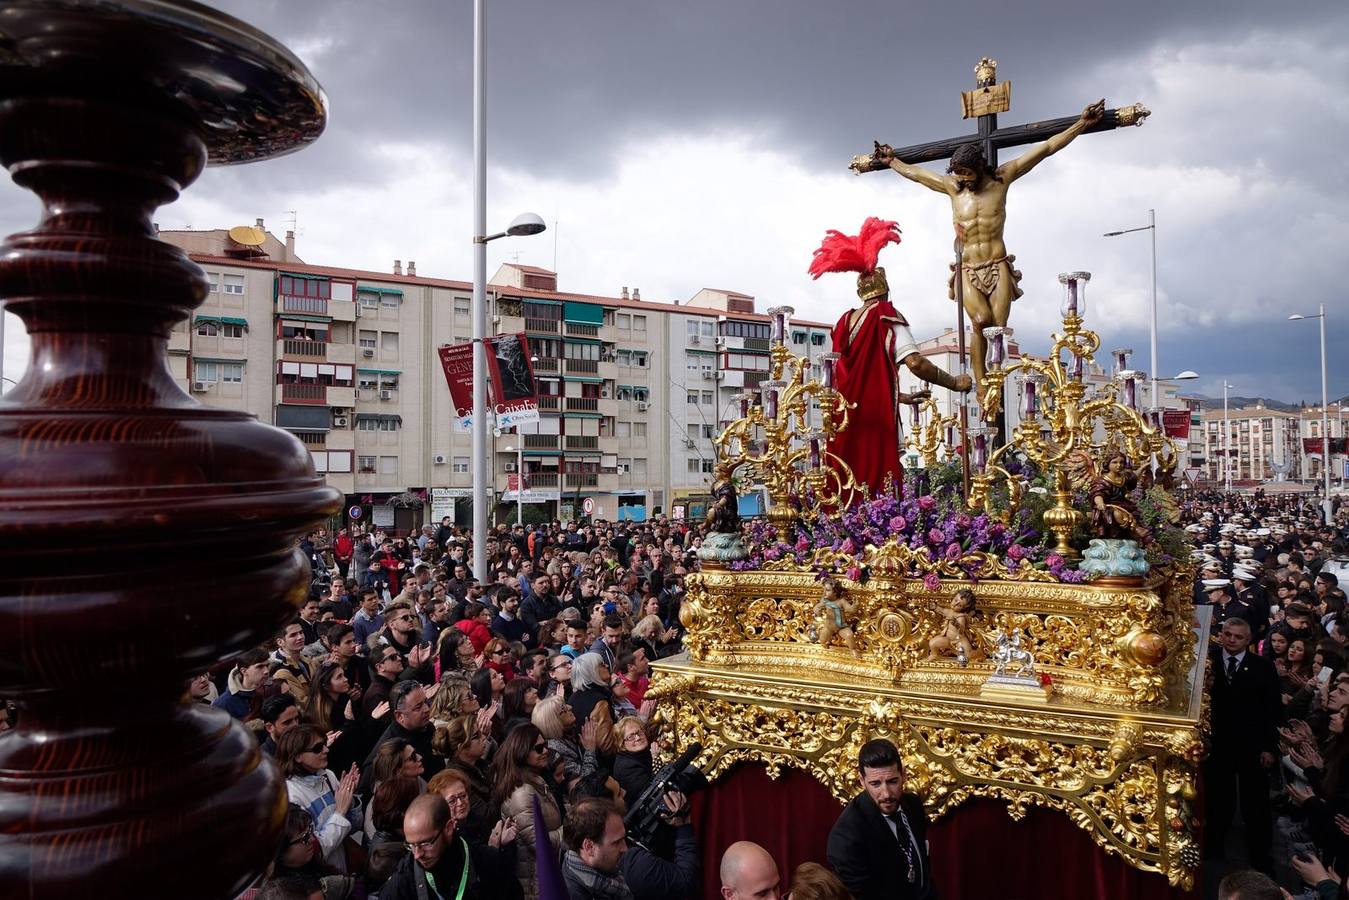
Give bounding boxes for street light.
[1104,209,1158,408]
[1222,381,1236,492]
[503,444,523,526]
[471,0,546,582]
[1289,306,1332,524]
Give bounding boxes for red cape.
[829,299,902,501]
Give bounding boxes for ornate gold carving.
[974,57,998,86]
[1116,103,1151,127]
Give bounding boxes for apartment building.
[1300,406,1349,483]
[1200,405,1302,485]
[159,226,829,528]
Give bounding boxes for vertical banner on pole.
[437,342,476,430]
[485,333,540,428]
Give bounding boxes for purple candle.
[1071,352,1084,381]
[1023,378,1038,418]
[982,327,1005,369]
[973,431,988,469]
[946,424,956,448]
[767,305,794,346]
[820,353,838,388]
[1058,271,1091,318]
[809,436,821,468]
[1118,371,1139,411]
[910,401,922,429]
[762,380,784,419]
[738,392,750,418]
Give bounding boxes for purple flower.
[764,546,782,561]
[840,537,857,555]
[889,516,907,533]
[927,528,945,546]
[919,496,937,511]
[944,542,962,560]
[1045,553,1064,571]
[1007,544,1026,561]
[795,536,810,552]
[922,572,941,591]
[955,513,972,529]
[847,565,862,582]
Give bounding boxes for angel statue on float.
[1065,448,1154,580]
[808,218,972,502]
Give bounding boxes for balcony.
[565,322,599,338]
[327,385,357,408]
[168,330,190,353]
[538,396,560,412]
[744,337,771,352]
[565,435,599,451]
[598,397,619,418]
[564,472,599,488]
[565,358,598,376]
[280,339,327,358]
[533,357,560,375]
[524,317,560,335]
[523,434,560,450]
[280,382,326,405]
[524,471,559,488]
[597,360,618,382]
[744,371,768,389]
[329,299,357,322]
[564,397,599,413]
[279,294,328,316]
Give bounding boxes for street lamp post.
[504,444,523,526]
[471,0,546,582]
[1289,305,1333,524]
[1223,380,1235,492]
[1104,209,1158,408]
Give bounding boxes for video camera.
[623,741,704,845]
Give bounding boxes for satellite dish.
[228,225,266,247]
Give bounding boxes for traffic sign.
[348,505,364,520]
[582,497,595,515]
[1183,467,1201,487]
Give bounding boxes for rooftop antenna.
[283,209,301,236]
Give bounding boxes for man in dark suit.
[1204,617,1280,873]
[827,738,935,900]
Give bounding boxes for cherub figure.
[815,576,862,658]
[927,588,979,663]
[1064,448,1153,544]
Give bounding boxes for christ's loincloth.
[948,254,1023,302]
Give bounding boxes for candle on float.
[820,353,838,388]
[809,435,821,468]
[973,431,988,469]
[982,327,1005,369]
[910,401,922,429]
[1070,352,1084,382]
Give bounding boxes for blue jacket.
[212,689,254,720]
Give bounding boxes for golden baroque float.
[650,286,1210,889]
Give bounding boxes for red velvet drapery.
[689,763,1197,900]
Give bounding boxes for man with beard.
[521,573,562,635]
[365,680,444,784]
[383,794,486,899]
[369,601,433,683]
[875,98,1105,392]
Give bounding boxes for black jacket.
[1208,646,1281,759]
[381,835,484,900]
[827,792,936,900]
[620,823,699,900]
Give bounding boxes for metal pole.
[1321,303,1332,524]
[471,0,488,582]
[1223,382,1230,492]
[517,446,523,526]
[1149,209,1158,409]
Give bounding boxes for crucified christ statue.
[874,99,1105,396]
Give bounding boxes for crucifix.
[850,56,1149,446]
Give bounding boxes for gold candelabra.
[903,394,959,468]
[712,307,858,526]
[969,273,1174,558]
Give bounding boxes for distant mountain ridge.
[1183,394,1349,412]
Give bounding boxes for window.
[380,293,401,309]
[454,298,470,319]
[381,331,399,353]
[701,459,715,473]
[617,314,630,330]
[358,455,377,473]
[358,375,378,392]
[617,349,632,367]
[205,273,219,293]
[617,387,632,401]
[379,374,400,392]
[702,321,715,337]
[633,315,646,332]
[564,341,599,361]
[687,458,702,473]
[378,419,399,432]
[452,456,469,473]
[357,291,380,308]
[632,458,647,478]
[702,390,714,405]
[633,388,648,402]
[632,351,648,368]
[686,358,701,375]
[633,422,646,438]
[221,363,244,384]
[687,391,699,406]
[810,333,826,346]
[358,418,378,431]
[196,321,218,336]
[701,424,715,439]
[686,320,701,337]
[617,421,631,438]
[358,330,377,349]
[221,323,244,338]
[193,361,243,383]
[222,275,245,295]
[687,423,699,439]
[379,456,398,475]
[791,331,806,345]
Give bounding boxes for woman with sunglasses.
[492,724,562,900]
[531,694,599,785]
[277,724,362,872]
[431,714,498,834]
[481,637,517,685]
[269,803,358,894]
[303,659,386,774]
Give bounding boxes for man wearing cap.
[1233,566,1270,641]
[1202,579,1260,636]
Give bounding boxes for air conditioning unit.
[191,381,208,392]
[701,371,714,380]
[637,401,649,411]
[362,348,375,358]
[504,462,518,473]
[433,454,447,465]
[354,306,363,318]
[714,337,726,347]
[332,415,349,428]
[689,334,700,344]
[714,371,725,381]
[684,439,696,448]
[378,389,393,400]
[600,388,611,399]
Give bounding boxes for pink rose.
[840,538,857,555]
[919,496,937,511]
[1007,544,1026,560]
[889,516,907,533]
[1046,553,1064,569]
[847,565,862,582]
[922,572,941,591]
[795,536,811,552]
[927,528,945,546]
[944,543,962,560]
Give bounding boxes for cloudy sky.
[3,0,1348,403]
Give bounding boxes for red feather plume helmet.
[808,217,901,301]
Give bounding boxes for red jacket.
[455,618,492,654]
[333,534,353,562]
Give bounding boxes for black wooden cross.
[850,57,1149,176]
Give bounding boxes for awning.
[563,301,604,325]
[357,368,403,375]
[275,405,331,430]
[282,272,328,282]
[192,356,245,365]
[355,413,403,424]
[357,285,404,296]
[195,315,249,327]
[280,314,332,325]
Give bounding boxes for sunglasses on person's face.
[532,742,548,754]
[304,742,326,754]
[288,828,315,846]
